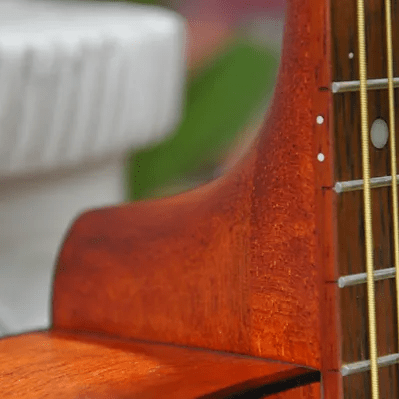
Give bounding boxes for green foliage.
[128,40,279,200]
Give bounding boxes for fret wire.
[334,174,399,193]
[357,0,380,396]
[341,353,399,377]
[384,0,399,359]
[338,267,396,288]
[332,77,399,93]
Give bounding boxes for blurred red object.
[177,0,285,69]
[186,19,233,70]
[178,0,285,23]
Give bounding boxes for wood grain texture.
[0,331,319,398]
[0,0,337,397]
[312,0,342,398]
[331,0,399,397]
[52,0,326,372]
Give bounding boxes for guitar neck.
[331,0,399,397]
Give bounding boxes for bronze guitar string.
[356,0,380,397]
[384,0,399,361]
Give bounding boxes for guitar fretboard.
[331,0,399,397]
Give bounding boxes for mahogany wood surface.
[0,0,338,397]
[0,331,319,398]
[331,0,399,397]
[53,0,325,371]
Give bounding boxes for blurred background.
[127,0,285,199]
[0,0,285,336]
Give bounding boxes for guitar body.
[53,0,327,368]
[2,0,328,397]
[1,0,395,397]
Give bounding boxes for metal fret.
[338,267,396,288]
[332,77,399,93]
[341,353,399,376]
[334,174,399,193]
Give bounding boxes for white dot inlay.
[370,118,389,149]
[349,52,354,59]
[317,153,325,162]
[316,115,324,125]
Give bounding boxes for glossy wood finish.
[0,0,336,397]
[331,0,399,397]
[53,0,325,372]
[310,1,340,398]
[0,331,319,398]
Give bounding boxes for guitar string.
[384,0,399,357]
[356,0,380,397]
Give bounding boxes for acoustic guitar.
[1,0,397,397]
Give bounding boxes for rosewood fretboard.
[331,0,399,397]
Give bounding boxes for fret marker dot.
[317,153,325,162]
[316,115,324,125]
[348,52,354,59]
[370,118,389,149]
